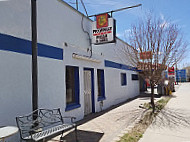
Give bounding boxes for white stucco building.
[0,0,139,141]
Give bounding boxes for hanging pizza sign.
[92,13,116,45]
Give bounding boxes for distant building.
[182,66,190,82]
[175,69,187,82]
[165,68,188,82]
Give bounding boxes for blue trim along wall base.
[0,33,63,60]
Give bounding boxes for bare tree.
[121,15,187,112]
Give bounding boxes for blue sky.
[68,0,190,68]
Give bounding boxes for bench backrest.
[16,108,63,139]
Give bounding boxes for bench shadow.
[47,96,141,142]
[60,130,104,142]
[49,91,166,142]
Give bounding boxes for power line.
[88,4,142,17]
[68,2,116,6]
[67,0,141,18]
[76,0,78,10]
[68,0,133,6]
[80,0,88,17]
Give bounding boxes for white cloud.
[116,29,131,41]
[116,33,122,37]
[160,13,165,21]
[159,13,181,28]
[124,29,131,39]
[159,13,170,28]
[125,29,131,35]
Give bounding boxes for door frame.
[83,68,95,113]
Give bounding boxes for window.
[65,66,80,111]
[132,74,139,80]
[97,69,105,101]
[121,73,127,86]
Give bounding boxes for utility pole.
[175,59,178,85]
[31,0,38,112]
[175,50,178,85]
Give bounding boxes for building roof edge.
[57,0,93,22]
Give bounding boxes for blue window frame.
[65,66,81,111]
[97,69,106,101]
[121,73,127,86]
[132,74,139,80]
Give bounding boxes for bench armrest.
[62,116,76,123]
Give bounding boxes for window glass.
[121,73,127,86]
[97,69,105,100]
[132,74,139,80]
[66,66,79,106]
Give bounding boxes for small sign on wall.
[140,51,152,60]
[92,13,116,45]
[168,67,175,76]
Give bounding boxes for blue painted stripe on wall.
[38,43,63,60]
[0,33,32,55]
[0,33,63,60]
[105,60,138,71]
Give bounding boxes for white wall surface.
[37,0,91,51]
[0,51,32,126]
[95,68,139,112]
[0,0,31,40]
[62,44,104,120]
[0,0,94,126]
[0,0,140,137]
[92,38,132,65]
[0,0,92,49]
[38,57,65,109]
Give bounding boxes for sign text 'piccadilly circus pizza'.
[92,13,116,45]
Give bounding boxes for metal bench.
[16,108,77,141]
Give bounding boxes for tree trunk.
[150,83,155,113]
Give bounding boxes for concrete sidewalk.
[48,90,161,142]
[139,83,190,142]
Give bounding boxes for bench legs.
[61,130,64,138]
[75,126,78,142]
[60,126,78,142]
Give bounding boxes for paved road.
[139,83,190,142]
